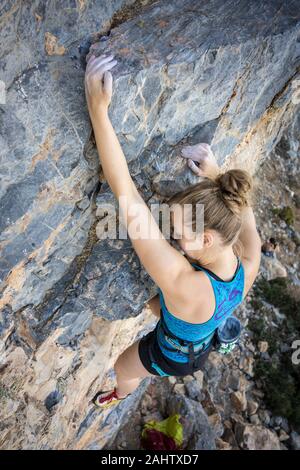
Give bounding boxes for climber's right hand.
[181,143,220,179]
[85,53,118,116]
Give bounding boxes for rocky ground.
[107,116,300,451]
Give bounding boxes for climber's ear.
[203,230,214,248]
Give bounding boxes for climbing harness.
[155,312,243,375]
[156,311,214,374]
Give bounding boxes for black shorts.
[138,325,212,377]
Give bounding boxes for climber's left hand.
[85,53,118,116]
[181,142,220,180]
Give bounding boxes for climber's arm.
[238,207,261,295]
[90,108,136,197]
[90,111,193,294]
[85,53,193,297]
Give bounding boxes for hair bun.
[216,169,252,213]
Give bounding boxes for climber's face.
[176,233,203,258]
[170,204,223,260]
[170,204,204,256]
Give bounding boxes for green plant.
[272,206,294,225]
[255,277,300,331]
[248,316,278,355]
[254,354,300,427]
[249,277,300,429]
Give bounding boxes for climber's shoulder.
[159,268,214,323]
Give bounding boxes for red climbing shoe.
[92,387,128,409]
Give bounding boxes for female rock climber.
[84,53,261,409]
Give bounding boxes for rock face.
[0,0,299,449]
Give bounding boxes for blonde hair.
[168,169,252,246]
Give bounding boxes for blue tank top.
[156,258,245,363]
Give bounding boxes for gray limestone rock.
[166,392,216,449]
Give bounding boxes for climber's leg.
[92,339,156,408]
[114,339,156,397]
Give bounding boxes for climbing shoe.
[92,387,129,409]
